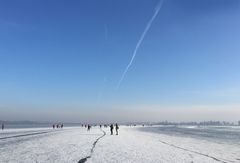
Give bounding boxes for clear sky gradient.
[0,0,240,123]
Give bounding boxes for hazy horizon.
[1,104,239,123]
[1,0,240,123]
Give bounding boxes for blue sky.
[0,0,240,122]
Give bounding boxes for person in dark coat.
[87,124,91,131]
[1,124,4,130]
[115,123,119,135]
[110,124,114,135]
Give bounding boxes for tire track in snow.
[78,129,106,163]
[0,129,71,140]
[0,131,51,140]
[158,140,232,163]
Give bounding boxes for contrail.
[117,0,164,89]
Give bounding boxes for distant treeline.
[0,120,47,125]
[1,120,239,126]
[154,121,237,126]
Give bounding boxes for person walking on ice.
[115,123,119,135]
[87,124,91,131]
[110,124,114,135]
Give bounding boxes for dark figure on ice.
[100,125,102,128]
[53,124,55,129]
[87,124,91,131]
[115,123,119,135]
[61,124,63,128]
[110,124,114,135]
[1,124,4,130]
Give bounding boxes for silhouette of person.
[87,124,91,131]
[110,124,114,135]
[53,124,55,129]
[115,123,119,135]
[1,124,4,130]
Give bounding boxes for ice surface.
[1,126,239,163]
[0,127,101,163]
[89,126,240,163]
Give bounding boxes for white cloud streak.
[117,0,164,89]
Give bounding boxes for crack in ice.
[159,140,229,163]
[78,129,106,163]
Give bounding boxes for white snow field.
[1,126,240,163]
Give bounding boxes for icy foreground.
[1,126,240,163]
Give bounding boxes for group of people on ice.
[52,123,64,129]
[83,123,119,135]
[110,123,119,135]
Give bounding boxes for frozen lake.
[140,125,240,146]
[1,126,240,163]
